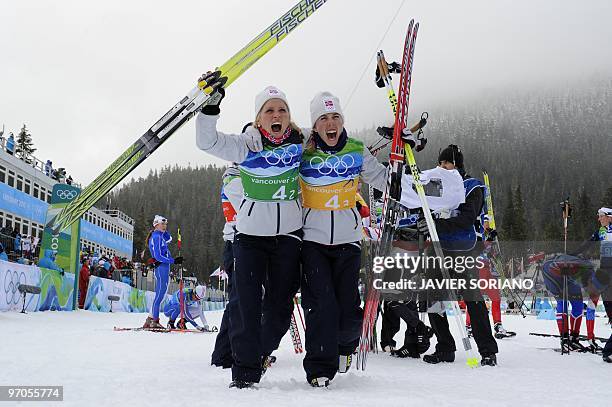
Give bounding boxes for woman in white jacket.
[298,92,389,387]
[196,85,304,389]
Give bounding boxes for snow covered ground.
[0,310,609,407]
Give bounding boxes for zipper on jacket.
[304,208,312,224]
[276,203,281,234]
[351,208,359,230]
[330,211,335,245]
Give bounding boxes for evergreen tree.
[572,188,595,241]
[501,185,515,240]
[16,124,36,163]
[132,205,148,260]
[602,187,612,208]
[513,185,528,241]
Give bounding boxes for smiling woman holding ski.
[195,83,303,389]
[299,92,415,387]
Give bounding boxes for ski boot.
[229,380,255,389]
[416,323,434,353]
[176,318,187,330]
[382,345,396,353]
[569,333,587,352]
[167,320,176,330]
[494,323,516,339]
[423,351,455,364]
[309,377,330,388]
[338,354,352,373]
[603,354,612,363]
[466,325,473,338]
[142,316,153,329]
[480,353,497,367]
[148,318,165,330]
[391,345,420,359]
[587,338,602,354]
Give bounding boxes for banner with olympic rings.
[0,260,74,311]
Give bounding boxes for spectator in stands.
[6,133,15,155]
[45,160,52,177]
[22,235,32,259]
[14,233,21,255]
[38,249,63,273]
[96,259,105,278]
[32,236,39,257]
[66,175,73,185]
[0,243,8,262]
[79,258,91,309]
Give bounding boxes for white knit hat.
[152,215,167,227]
[597,207,612,217]
[254,86,289,116]
[310,91,344,126]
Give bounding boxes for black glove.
[200,87,225,116]
[487,230,498,240]
[375,65,385,88]
[376,125,394,140]
[388,61,401,73]
[154,261,161,268]
[173,256,184,265]
[417,218,429,234]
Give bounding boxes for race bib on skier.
[300,139,363,211]
[240,143,301,202]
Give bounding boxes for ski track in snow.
[0,311,609,407]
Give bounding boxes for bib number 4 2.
[272,186,295,200]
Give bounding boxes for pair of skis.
[358,20,420,370]
[113,326,217,334]
[289,296,306,354]
[46,0,329,235]
[358,19,479,370]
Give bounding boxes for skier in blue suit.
[142,215,183,329]
[164,285,216,331]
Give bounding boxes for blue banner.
[0,182,48,224]
[80,220,132,255]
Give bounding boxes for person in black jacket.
[420,145,498,366]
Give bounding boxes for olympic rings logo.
[262,145,300,166]
[56,189,78,200]
[3,269,26,305]
[309,154,355,176]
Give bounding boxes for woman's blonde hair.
[254,98,303,141]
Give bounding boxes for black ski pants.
[427,253,498,356]
[301,241,362,381]
[211,240,235,367]
[381,301,422,349]
[229,233,301,383]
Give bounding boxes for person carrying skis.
[420,145,499,366]
[299,92,417,386]
[142,215,184,330]
[196,83,303,389]
[164,285,215,331]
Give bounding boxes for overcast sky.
[1,0,611,188]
